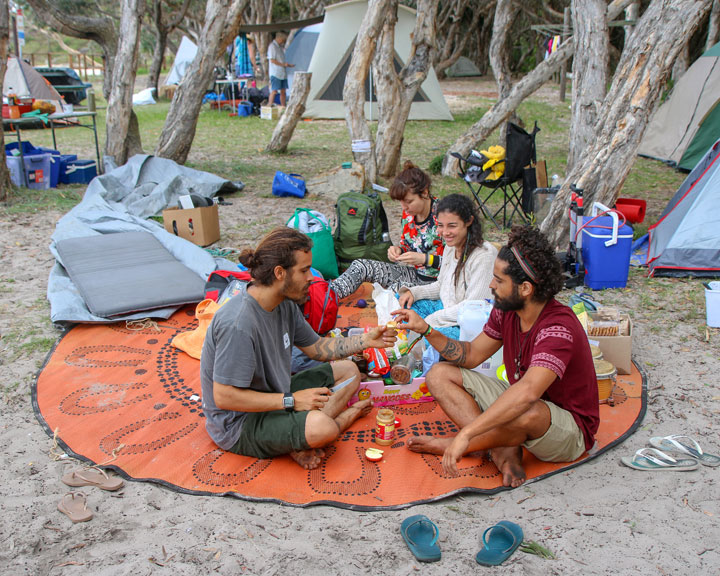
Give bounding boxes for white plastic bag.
[372,282,401,325]
[458,299,503,376]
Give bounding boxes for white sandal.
[649,434,720,468]
[620,447,698,471]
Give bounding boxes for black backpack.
[334,191,392,272]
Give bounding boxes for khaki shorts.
[461,369,586,463]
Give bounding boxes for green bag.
[286,208,339,279]
[334,191,392,272]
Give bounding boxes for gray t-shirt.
[267,40,287,80]
[200,284,319,450]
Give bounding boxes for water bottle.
[382,232,390,242]
[87,87,96,112]
[551,174,560,188]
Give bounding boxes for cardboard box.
[260,105,283,120]
[162,204,220,247]
[349,378,433,407]
[588,313,633,374]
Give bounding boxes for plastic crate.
[36,147,61,188]
[60,159,97,184]
[5,153,52,189]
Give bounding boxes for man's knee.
[304,411,340,447]
[426,362,463,394]
[332,360,361,391]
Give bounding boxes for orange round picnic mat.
[33,299,646,510]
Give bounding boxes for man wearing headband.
[393,226,598,487]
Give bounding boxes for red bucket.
[614,198,646,224]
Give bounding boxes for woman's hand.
[398,290,415,309]
[387,246,402,262]
[395,251,426,267]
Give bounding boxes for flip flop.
[61,467,125,491]
[476,520,524,566]
[57,492,93,523]
[649,434,720,468]
[400,514,441,563]
[620,447,698,471]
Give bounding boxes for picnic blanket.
[33,284,646,510]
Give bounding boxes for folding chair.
[453,122,540,229]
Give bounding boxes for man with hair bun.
[201,227,396,470]
[393,226,598,487]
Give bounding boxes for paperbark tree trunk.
[707,0,720,50]
[343,0,392,184]
[24,0,145,164]
[489,0,518,147]
[567,0,608,172]
[373,0,439,178]
[540,0,713,248]
[0,0,10,201]
[266,72,311,153]
[155,0,247,164]
[440,0,637,178]
[105,0,144,166]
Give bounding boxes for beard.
[492,284,525,312]
[283,275,311,305]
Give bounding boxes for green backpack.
[334,191,392,272]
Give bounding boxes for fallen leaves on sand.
[520,540,555,559]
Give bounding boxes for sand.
[1,84,719,574]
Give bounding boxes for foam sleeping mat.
[55,231,206,318]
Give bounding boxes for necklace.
[514,315,533,380]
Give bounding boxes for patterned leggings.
[329,259,432,300]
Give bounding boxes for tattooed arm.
[391,308,501,369]
[298,326,397,362]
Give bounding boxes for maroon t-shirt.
[483,299,599,451]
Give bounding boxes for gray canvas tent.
[3,57,65,113]
[285,0,453,121]
[647,138,720,277]
[638,41,720,167]
[165,36,198,85]
[445,56,482,77]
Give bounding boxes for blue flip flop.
[400,514,441,563]
[476,520,524,566]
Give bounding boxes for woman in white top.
[398,193,497,339]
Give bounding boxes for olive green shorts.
[229,363,335,459]
[461,369,586,463]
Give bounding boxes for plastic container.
[581,215,634,290]
[6,153,52,189]
[614,198,646,224]
[237,101,253,116]
[375,408,396,445]
[706,282,720,328]
[5,141,38,156]
[36,147,61,188]
[60,159,97,184]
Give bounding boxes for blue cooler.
[61,159,96,184]
[5,141,39,156]
[581,215,633,290]
[237,101,253,116]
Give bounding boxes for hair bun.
[402,160,416,171]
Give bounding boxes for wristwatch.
[282,392,295,412]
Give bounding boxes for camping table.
[213,78,248,112]
[3,111,101,186]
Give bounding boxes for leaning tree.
[145,0,194,94]
[540,0,713,248]
[154,0,247,164]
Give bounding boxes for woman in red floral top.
[330,161,445,299]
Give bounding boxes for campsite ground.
[1,77,719,575]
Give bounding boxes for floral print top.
[399,198,444,280]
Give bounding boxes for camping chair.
[453,122,540,229]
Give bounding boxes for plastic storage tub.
[581,215,634,290]
[6,153,52,189]
[36,147,61,188]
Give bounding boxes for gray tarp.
[48,155,243,325]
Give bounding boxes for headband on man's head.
[510,245,538,284]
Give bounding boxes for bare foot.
[406,435,453,455]
[490,446,526,488]
[290,449,323,470]
[334,399,373,433]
